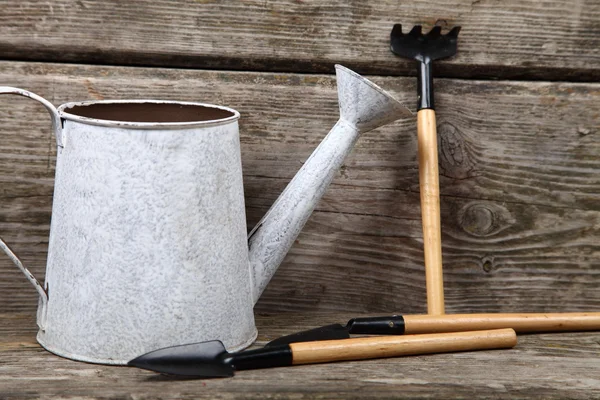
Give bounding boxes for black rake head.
[390,24,461,63]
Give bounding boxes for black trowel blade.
[265,316,407,346]
[265,324,350,347]
[128,340,234,377]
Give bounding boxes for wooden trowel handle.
[290,329,516,365]
[418,109,445,315]
[403,312,600,334]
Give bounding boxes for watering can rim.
[334,64,411,115]
[57,99,241,130]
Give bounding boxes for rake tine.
[446,26,461,38]
[408,25,422,37]
[391,24,404,37]
[427,26,442,39]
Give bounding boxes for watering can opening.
[58,100,240,128]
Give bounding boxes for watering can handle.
[0,87,63,305]
[0,239,48,303]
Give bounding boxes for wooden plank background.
[1,1,599,398]
[0,61,598,315]
[0,0,599,80]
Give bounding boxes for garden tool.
[390,24,461,315]
[128,329,517,377]
[267,313,600,346]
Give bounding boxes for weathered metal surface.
[248,65,411,302]
[0,67,409,364]
[0,89,259,364]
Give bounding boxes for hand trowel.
[129,328,516,377]
[267,313,600,347]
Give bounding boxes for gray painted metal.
[0,65,410,364]
[248,65,412,301]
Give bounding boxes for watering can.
[0,65,410,364]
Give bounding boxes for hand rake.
[390,24,461,315]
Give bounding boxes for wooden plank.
[0,61,598,316]
[0,1,599,80]
[1,312,600,399]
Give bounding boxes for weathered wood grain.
[1,312,600,399]
[0,0,599,80]
[0,61,598,316]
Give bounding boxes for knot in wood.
[481,255,496,273]
[458,202,514,237]
[437,121,476,180]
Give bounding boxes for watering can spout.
[247,65,411,303]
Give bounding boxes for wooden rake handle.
[418,109,445,315]
[290,329,517,365]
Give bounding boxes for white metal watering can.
[0,65,410,364]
